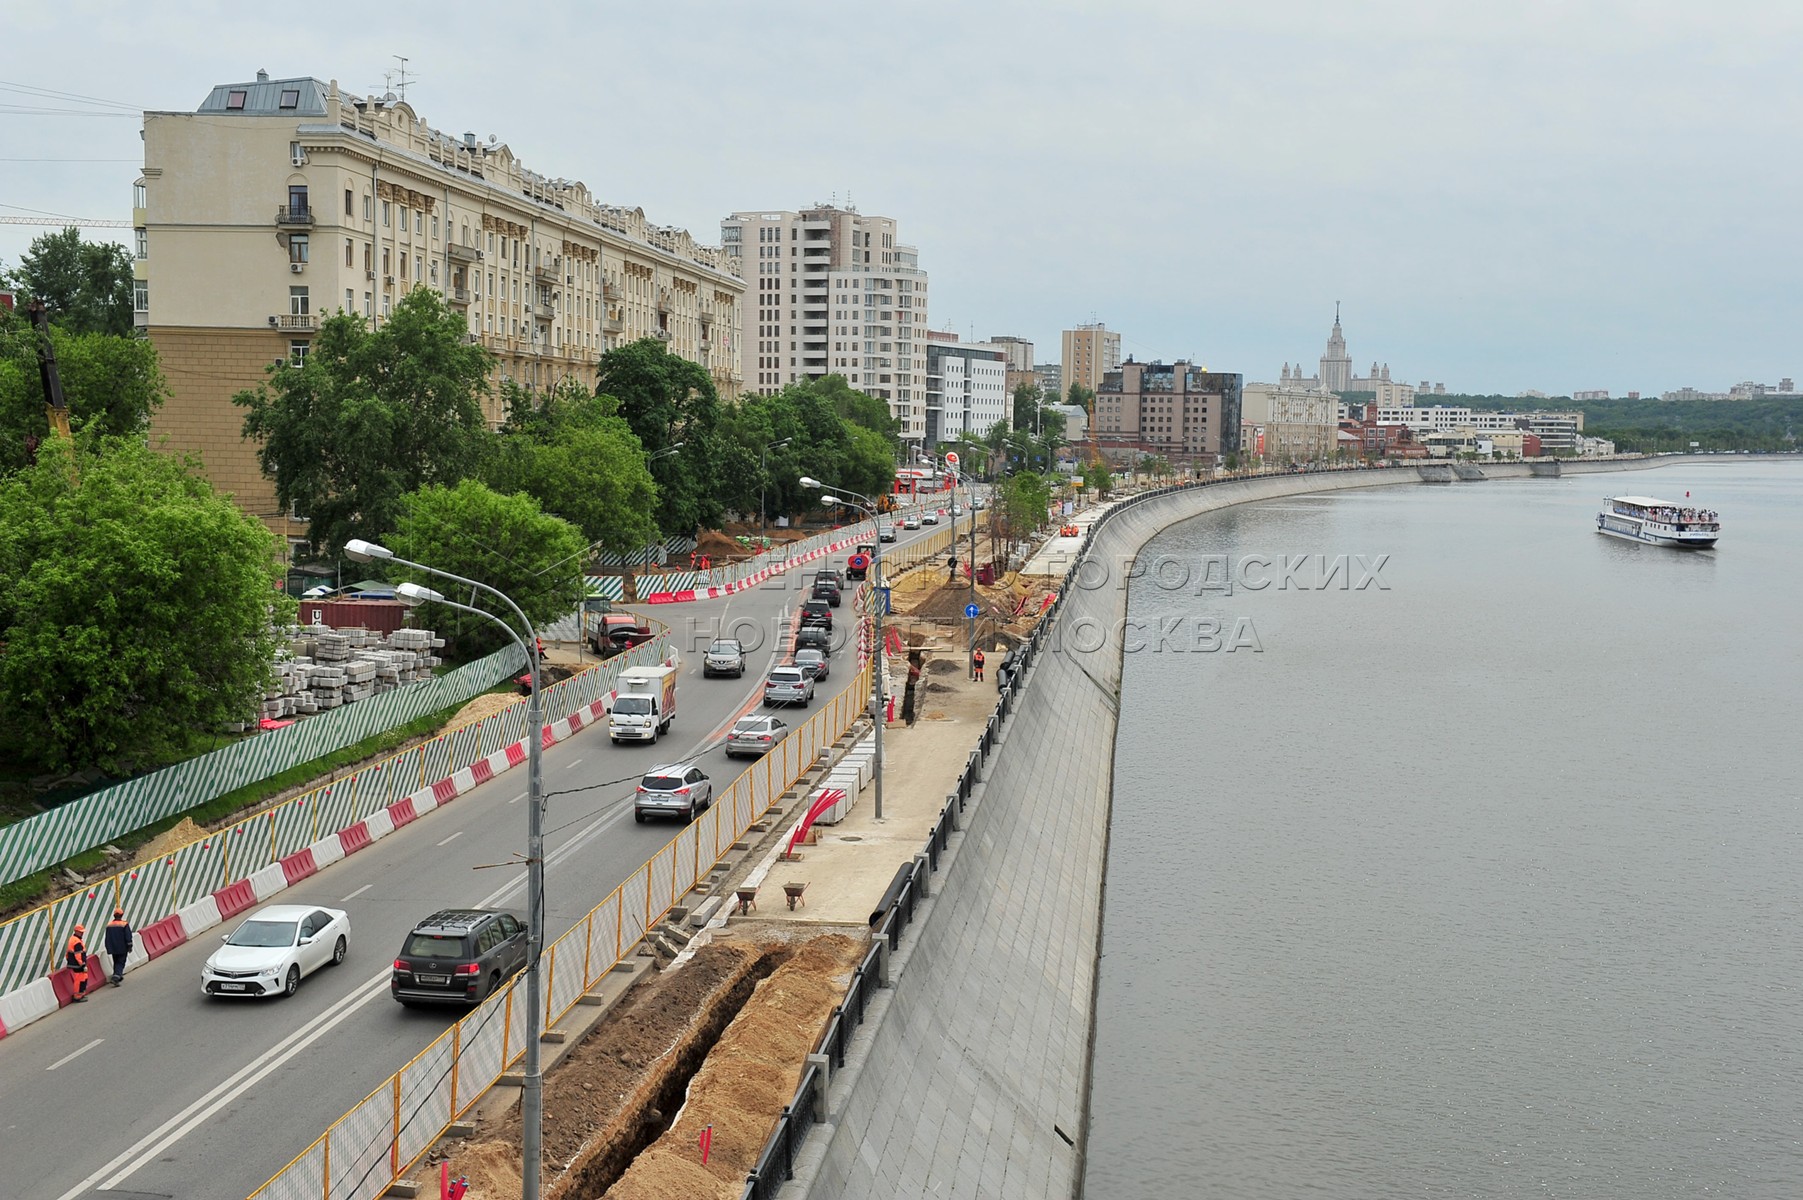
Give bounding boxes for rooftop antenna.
[374,55,415,101]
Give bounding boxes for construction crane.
[0,215,130,227]
[27,298,72,443]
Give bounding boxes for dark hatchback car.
[800,599,834,631]
[391,909,528,1008]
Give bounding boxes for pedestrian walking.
[65,924,90,1002]
[972,648,985,681]
[105,907,134,984]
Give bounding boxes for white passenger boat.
[1596,495,1720,547]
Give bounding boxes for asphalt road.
[0,518,956,1200]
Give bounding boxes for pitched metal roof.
[196,75,330,117]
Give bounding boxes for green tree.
[722,375,898,523]
[1002,471,1052,538]
[10,227,135,336]
[0,311,168,474]
[387,479,587,659]
[484,379,659,554]
[234,289,492,556]
[1083,463,1112,495]
[0,438,291,772]
[1066,382,1095,416]
[597,338,723,534]
[1012,382,1043,431]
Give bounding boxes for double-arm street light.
[799,477,885,820]
[759,436,793,540]
[649,441,685,463]
[344,538,549,1200]
[920,453,978,670]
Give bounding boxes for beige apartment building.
[1092,360,1243,468]
[721,205,929,441]
[136,72,744,539]
[1061,322,1121,400]
[1240,380,1338,464]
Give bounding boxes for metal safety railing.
[247,656,877,1200]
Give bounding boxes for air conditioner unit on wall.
[292,149,307,167]
[290,262,305,274]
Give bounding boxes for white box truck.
[610,665,678,744]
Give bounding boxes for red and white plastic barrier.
[0,660,662,1039]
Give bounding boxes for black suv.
[391,909,528,1008]
[800,599,834,631]
[795,624,832,653]
[812,578,842,607]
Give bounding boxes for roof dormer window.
[226,90,247,109]
[279,89,300,109]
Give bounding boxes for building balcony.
[534,261,558,283]
[653,327,671,341]
[603,281,620,300]
[448,242,482,263]
[449,286,470,306]
[273,313,316,332]
[604,311,624,334]
[698,337,711,352]
[275,206,313,228]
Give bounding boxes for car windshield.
[614,697,652,714]
[404,932,467,958]
[229,919,298,948]
[642,774,683,790]
[709,641,740,654]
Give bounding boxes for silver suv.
[703,639,744,678]
[764,665,815,707]
[634,762,713,823]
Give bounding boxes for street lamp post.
[345,540,548,1200]
[759,436,792,541]
[799,477,884,820]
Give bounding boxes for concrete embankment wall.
[798,455,1726,1199]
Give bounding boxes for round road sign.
[964,603,981,619]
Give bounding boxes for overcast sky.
[4,0,1799,396]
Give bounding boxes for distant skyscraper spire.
[1320,305,1352,393]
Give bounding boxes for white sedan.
[202,904,350,999]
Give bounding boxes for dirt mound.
[130,818,207,867]
[450,691,525,730]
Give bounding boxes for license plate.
[416,974,449,985]
[217,982,248,991]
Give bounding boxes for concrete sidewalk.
[735,663,998,928]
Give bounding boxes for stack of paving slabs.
[261,624,445,718]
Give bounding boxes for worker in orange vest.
[972,648,985,681]
[65,923,90,1002]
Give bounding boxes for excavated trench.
[550,947,784,1199]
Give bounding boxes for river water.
[1084,462,1803,1198]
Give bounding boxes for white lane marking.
[45,1038,103,1072]
[565,757,585,769]
[436,830,464,847]
[509,790,526,804]
[84,789,639,1198]
[339,883,373,902]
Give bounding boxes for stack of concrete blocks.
[809,733,874,826]
[258,625,446,720]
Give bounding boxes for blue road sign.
[964,603,981,619]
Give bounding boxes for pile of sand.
[130,818,208,867]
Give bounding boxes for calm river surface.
[1084,462,1803,1198]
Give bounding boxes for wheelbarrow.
[783,882,809,911]
[735,886,758,915]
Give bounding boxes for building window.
[364,291,372,316]
[133,181,146,208]
[344,238,353,267]
[287,184,308,217]
[364,194,373,221]
[279,89,300,110]
[132,280,148,312]
[226,89,247,110]
[415,211,423,235]
[288,234,309,264]
[382,201,391,227]
[344,288,354,313]
[344,188,353,217]
[289,339,309,365]
[289,286,310,316]
[133,228,147,259]
[382,248,390,274]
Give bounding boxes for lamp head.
[819,495,843,506]
[799,476,821,489]
[395,581,443,607]
[343,538,392,563]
